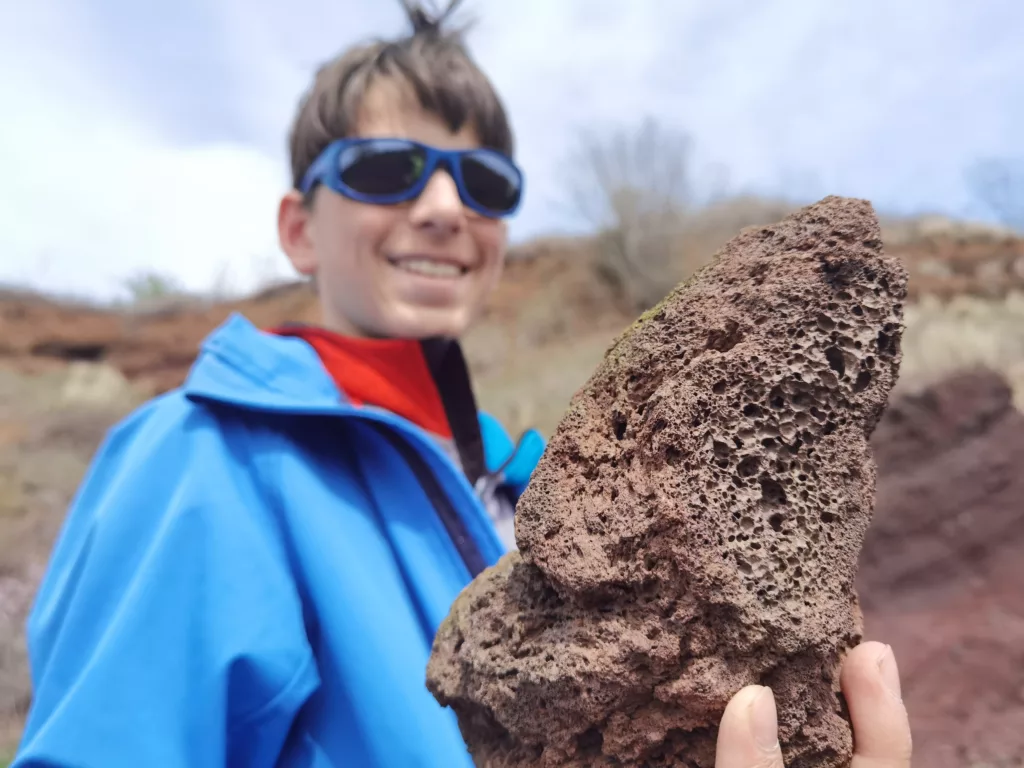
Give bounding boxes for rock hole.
[707,320,743,352]
[825,347,846,377]
[852,305,864,316]
[877,331,894,356]
[820,511,837,524]
[743,403,763,418]
[576,728,604,756]
[791,392,812,410]
[816,313,836,331]
[759,476,788,505]
[713,380,728,395]
[713,441,731,459]
[769,513,784,531]
[613,415,627,440]
[666,446,683,466]
[854,370,872,392]
[737,456,761,478]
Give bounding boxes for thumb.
[715,685,785,768]
[844,642,913,768]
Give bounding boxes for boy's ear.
[278,190,318,276]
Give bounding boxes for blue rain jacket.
[13,313,545,768]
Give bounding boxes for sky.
[0,0,1021,300]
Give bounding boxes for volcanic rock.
[427,197,908,767]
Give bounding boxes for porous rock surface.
[427,196,908,767]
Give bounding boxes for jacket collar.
[183,312,346,414]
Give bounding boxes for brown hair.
[287,0,514,192]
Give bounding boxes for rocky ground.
[0,213,1022,764]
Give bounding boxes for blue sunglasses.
[299,137,524,218]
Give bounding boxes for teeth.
[393,259,464,278]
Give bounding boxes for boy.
[12,3,912,767]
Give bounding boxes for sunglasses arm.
[299,144,340,195]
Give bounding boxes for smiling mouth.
[387,256,469,279]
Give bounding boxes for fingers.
[842,641,913,768]
[715,685,785,768]
[714,641,912,768]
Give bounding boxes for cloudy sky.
[1,0,1021,300]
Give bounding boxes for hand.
[715,641,912,768]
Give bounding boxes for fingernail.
[877,644,902,701]
[750,686,779,751]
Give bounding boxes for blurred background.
[1,1,1022,765]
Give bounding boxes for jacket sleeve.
[12,399,319,768]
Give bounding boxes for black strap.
[370,424,487,578]
[419,338,487,487]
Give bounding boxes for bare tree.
[565,117,696,309]
[967,158,1024,232]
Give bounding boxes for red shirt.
[270,325,454,439]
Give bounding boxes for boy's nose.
[410,169,465,236]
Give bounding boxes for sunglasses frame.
[299,137,524,219]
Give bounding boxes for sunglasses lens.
[338,141,428,197]
[460,151,522,215]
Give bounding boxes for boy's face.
[278,80,509,339]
